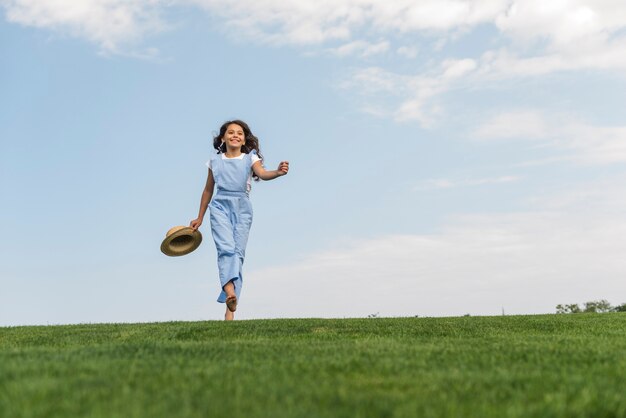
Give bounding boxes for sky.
[1,0,626,326]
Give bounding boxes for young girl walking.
[190,120,289,320]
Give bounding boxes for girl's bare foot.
[223,281,237,320]
[226,295,237,312]
[225,307,234,321]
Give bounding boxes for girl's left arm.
[252,160,289,180]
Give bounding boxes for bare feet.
[223,281,237,320]
[226,295,237,312]
[225,308,234,321]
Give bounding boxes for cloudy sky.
[2,0,625,325]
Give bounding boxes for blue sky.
[2,0,626,325]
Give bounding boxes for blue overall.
[209,150,255,303]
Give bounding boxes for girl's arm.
[252,160,289,181]
[190,169,215,230]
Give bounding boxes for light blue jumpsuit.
[208,150,255,303]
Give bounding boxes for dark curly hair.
[213,119,264,181]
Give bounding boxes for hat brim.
[161,227,203,257]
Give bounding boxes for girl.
[190,120,289,321]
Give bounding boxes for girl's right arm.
[190,169,215,230]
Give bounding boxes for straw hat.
[160,226,202,256]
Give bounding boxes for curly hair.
[213,119,264,181]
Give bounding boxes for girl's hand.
[190,218,203,230]
[277,161,289,176]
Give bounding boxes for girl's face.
[223,123,245,149]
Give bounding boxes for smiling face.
[213,119,257,156]
[223,123,245,150]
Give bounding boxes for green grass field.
[2,314,626,418]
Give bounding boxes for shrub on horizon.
[556,299,624,314]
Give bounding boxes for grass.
[1,314,626,418]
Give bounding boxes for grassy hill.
[2,314,626,418]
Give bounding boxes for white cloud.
[396,45,418,58]
[368,0,507,32]
[473,110,549,140]
[478,40,626,79]
[486,0,626,75]
[337,1,626,124]
[340,66,404,95]
[441,58,477,78]
[5,0,626,123]
[2,0,167,53]
[185,0,626,78]
[344,58,478,125]
[5,0,626,63]
[496,0,612,50]
[328,40,389,57]
[473,110,626,165]
[242,177,626,319]
[5,0,626,77]
[185,0,507,45]
[414,175,521,190]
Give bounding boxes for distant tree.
[583,300,613,313]
[556,304,582,314]
[556,300,623,314]
[612,303,626,312]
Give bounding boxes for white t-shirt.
[205,153,261,193]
